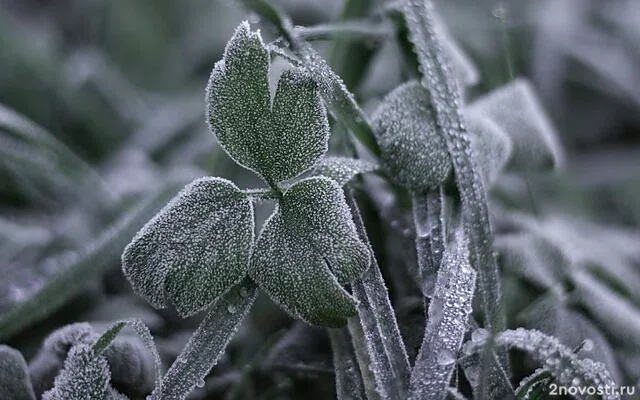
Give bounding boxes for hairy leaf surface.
[122,177,254,317]
[249,177,369,327]
[206,22,329,184]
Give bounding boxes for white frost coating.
[249,177,370,327]
[466,328,620,400]
[408,229,476,400]
[466,78,564,171]
[41,345,111,400]
[371,80,452,192]
[310,156,378,186]
[206,21,330,184]
[122,177,254,317]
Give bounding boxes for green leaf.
[206,22,329,184]
[309,156,378,186]
[466,79,563,172]
[122,177,254,317]
[371,80,452,192]
[0,345,36,400]
[249,177,370,327]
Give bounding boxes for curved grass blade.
[0,178,188,342]
[345,191,410,399]
[0,104,111,204]
[329,328,366,400]
[466,328,619,400]
[150,278,257,400]
[400,0,508,395]
[408,228,476,400]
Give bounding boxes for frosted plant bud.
[309,156,378,186]
[122,177,254,317]
[467,78,563,171]
[372,80,452,191]
[206,21,330,184]
[249,177,370,327]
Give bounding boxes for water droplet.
[227,304,237,314]
[196,378,205,388]
[581,339,594,352]
[571,377,581,387]
[436,349,456,366]
[239,287,249,298]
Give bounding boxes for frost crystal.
[41,345,111,400]
[249,177,370,327]
[206,22,329,184]
[122,177,254,317]
[309,156,378,186]
[371,80,452,191]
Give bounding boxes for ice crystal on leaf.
[249,177,370,327]
[309,156,378,186]
[122,177,254,317]
[206,21,329,184]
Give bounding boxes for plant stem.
[345,190,410,400]
[411,187,446,299]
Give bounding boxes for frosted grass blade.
[345,191,410,399]
[329,328,366,400]
[408,228,476,400]
[151,278,257,400]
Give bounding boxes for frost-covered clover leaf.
[206,21,329,185]
[372,80,452,192]
[249,177,370,327]
[122,177,254,317]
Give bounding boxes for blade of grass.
[150,278,257,400]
